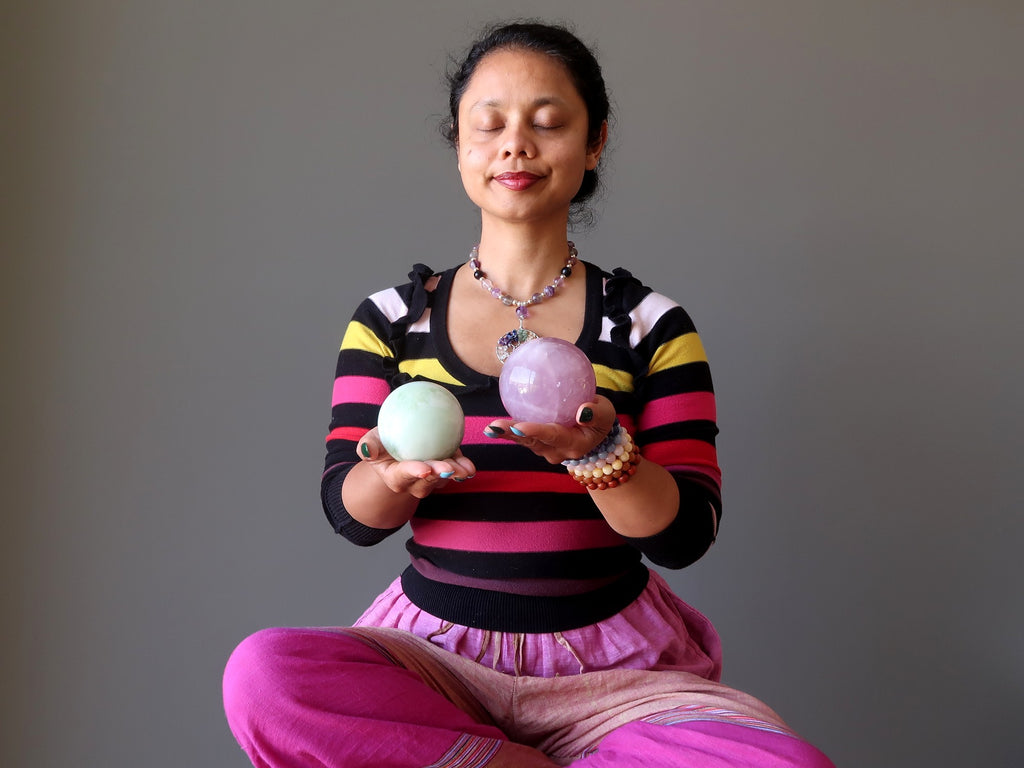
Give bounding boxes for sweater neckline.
[430,261,604,388]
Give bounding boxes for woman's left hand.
[483,395,618,464]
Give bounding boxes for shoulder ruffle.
[603,267,653,349]
[401,263,436,326]
[373,264,437,386]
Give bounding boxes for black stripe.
[329,402,379,431]
[643,361,714,398]
[335,348,389,378]
[638,419,719,446]
[406,542,640,580]
[401,561,649,632]
[632,306,699,360]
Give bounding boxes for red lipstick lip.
[493,171,542,190]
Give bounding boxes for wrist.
[562,420,642,491]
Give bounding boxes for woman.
[224,22,834,768]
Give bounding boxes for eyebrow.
[469,96,567,112]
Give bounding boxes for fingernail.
[439,470,454,479]
[360,442,372,458]
[484,426,504,437]
[510,426,525,436]
[579,407,594,423]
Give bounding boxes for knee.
[224,627,321,733]
[789,740,836,768]
[223,626,391,730]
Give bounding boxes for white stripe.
[628,291,680,347]
[598,278,680,347]
[408,308,431,334]
[369,286,410,323]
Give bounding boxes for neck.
[475,219,574,298]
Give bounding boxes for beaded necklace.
[470,242,578,363]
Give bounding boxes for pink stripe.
[410,518,623,553]
[639,391,716,431]
[462,416,503,443]
[437,470,583,495]
[332,375,391,407]
[645,440,721,485]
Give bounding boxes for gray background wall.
[4,1,1022,766]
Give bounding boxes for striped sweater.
[322,262,722,633]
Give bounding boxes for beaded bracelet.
[562,420,642,491]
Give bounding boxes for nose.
[501,121,536,159]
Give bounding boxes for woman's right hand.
[356,427,477,500]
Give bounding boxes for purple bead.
[498,337,597,426]
[516,305,529,319]
[543,286,555,298]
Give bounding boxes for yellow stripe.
[398,358,465,386]
[650,332,707,373]
[594,364,634,393]
[340,321,393,358]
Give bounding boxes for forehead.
[460,47,582,111]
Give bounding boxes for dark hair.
[443,21,611,226]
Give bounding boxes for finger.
[483,419,517,439]
[424,459,460,481]
[513,421,566,447]
[576,399,616,431]
[449,454,477,479]
[388,460,435,483]
[357,428,385,461]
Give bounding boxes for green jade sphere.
[377,381,465,461]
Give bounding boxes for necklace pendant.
[472,241,577,364]
[496,328,539,363]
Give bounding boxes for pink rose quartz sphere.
[498,337,597,426]
[377,381,465,461]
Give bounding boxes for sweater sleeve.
[320,266,436,545]
[604,269,723,569]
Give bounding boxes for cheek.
[459,148,484,172]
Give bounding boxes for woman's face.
[456,47,605,228]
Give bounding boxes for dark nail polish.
[579,407,594,423]
[485,426,505,437]
[360,442,371,458]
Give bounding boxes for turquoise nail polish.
[439,470,454,479]
[510,426,525,437]
[484,426,504,437]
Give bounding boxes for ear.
[585,121,608,170]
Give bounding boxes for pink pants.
[223,574,834,767]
